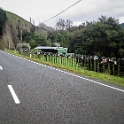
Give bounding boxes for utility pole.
[30,17,31,23]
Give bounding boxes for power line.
[42,0,82,23]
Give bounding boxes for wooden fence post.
[103,63,105,73]
[56,55,57,63]
[90,57,92,70]
[48,55,50,62]
[97,59,100,72]
[84,58,87,69]
[53,55,55,63]
[108,61,111,74]
[112,63,115,75]
[117,58,121,77]
[61,56,62,64]
[94,60,97,72]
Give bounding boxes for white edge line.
[41,63,124,93]
[8,85,20,104]
[78,75,124,93]
[61,71,124,93]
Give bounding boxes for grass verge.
[6,50,124,87]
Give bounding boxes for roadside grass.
[6,50,124,87]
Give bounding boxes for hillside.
[0,10,51,50]
[6,11,32,28]
[0,11,30,49]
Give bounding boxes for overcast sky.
[1,0,124,27]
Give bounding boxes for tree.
[47,31,57,44]
[56,19,65,30]
[68,16,124,57]
[12,25,18,49]
[56,19,73,31]
[0,8,7,37]
[65,19,73,31]
[29,39,37,49]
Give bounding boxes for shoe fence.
[23,52,124,77]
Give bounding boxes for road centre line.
[5,51,124,93]
[8,85,20,104]
[0,66,3,70]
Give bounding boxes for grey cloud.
[60,0,124,25]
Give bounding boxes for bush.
[17,42,31,53]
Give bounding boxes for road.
[0,50,124,124]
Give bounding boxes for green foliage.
[33,34,47,46]
[30,25,35,34]
[68,16,124,57]
[17,42,31,53]
[29,39,37,48]
[23,30,48,49]
[0,8,7,37]
[47,31,57,44]
[55,30,74,48]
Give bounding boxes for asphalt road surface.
[0,50,124,124]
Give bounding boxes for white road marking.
[67,73,124,93]
[0,66,3,70]
[8,85,20,104]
